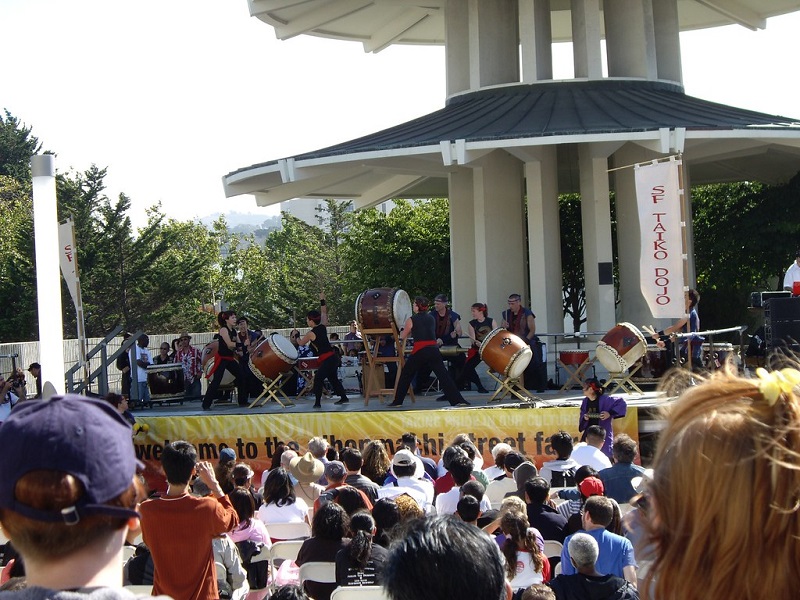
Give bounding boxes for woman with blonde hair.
[361,440,391,485]
[645,366,800,600]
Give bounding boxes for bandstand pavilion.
[223,0,800,335]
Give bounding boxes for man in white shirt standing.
[134,334,153,407]
[784,250,800,292]
[571,425,612,471]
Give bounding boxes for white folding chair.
[269,540,305,592]
[543,539,563,559]
[122,545,137,563]
[124,585,154,595]
[330,586,391,600]
[299,561,337,585]
[554,561,563,576]
[265,520,311,541]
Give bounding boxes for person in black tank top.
[203,310,251,410]
[454,302,496,394]
[387,296,469,408]
[298,291,349,408]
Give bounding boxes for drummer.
[578,378,627,458]
[650,288,703,369]
[454,303,494,394]
[202,310,250,411]
[297,291,350,408]
[387,296,470,408]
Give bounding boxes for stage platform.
[131,385,668,492]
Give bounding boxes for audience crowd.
[2,365,800,600]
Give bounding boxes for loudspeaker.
[765,297,800,321]
[767,321,800,349]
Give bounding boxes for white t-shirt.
[486,475,517,509]
[571,443,612,471]
[785,261,800,291]
[507,550,544,590]
[257,498,309,524]
[135,345,152,383]
[434,486,492,515]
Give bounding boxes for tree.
[0,176,36,341]
[342,198,451,302]
[692,174,800,330]
[559,194,586,331]
[0,110,43,182]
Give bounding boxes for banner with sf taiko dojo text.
[635,158,685,318]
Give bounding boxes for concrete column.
[578,142,623,332]
[612,143,663,328]
[448,168,478,313]
[468,0,520,89]
[519,0,553,82]
[652,0,683,85]
[604,0,657,79]
[571,0,603,79]
[524,147,561,334]
[469,151,526,319]
[445,0,471,95]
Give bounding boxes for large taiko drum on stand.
[248,333,298,383]
[559,350,590,365]
[479,328,532,379]
[355,288,412,330]
[595,323,647,373]
[201,341,236,386]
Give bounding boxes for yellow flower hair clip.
[755,367,800,406]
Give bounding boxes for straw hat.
[289,452,324,484]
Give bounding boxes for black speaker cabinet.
[765,297,800,322]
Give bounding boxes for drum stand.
[358,323,413,406]
[605,363,644,395]
[558,356,594,392]
[485,369,538,405]
[247,365,295,409]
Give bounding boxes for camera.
[10,372,25,389]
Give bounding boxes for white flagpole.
[31,155,66,394]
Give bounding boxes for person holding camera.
[0,372,26,424]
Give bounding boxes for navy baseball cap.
[0,394,141,524]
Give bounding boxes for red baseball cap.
[578,476,605,498]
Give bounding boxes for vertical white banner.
[58,219,80,308]
[635,159,685,319]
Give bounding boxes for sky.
[2,2,799,229]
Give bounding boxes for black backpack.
[550,468,576,488]
[235,540,269,590]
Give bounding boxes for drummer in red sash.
[202,310,251,410]
[387,296,470,408]
[453,302,495,394]
[298,292,350,408]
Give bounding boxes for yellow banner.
[133,407,638,490]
